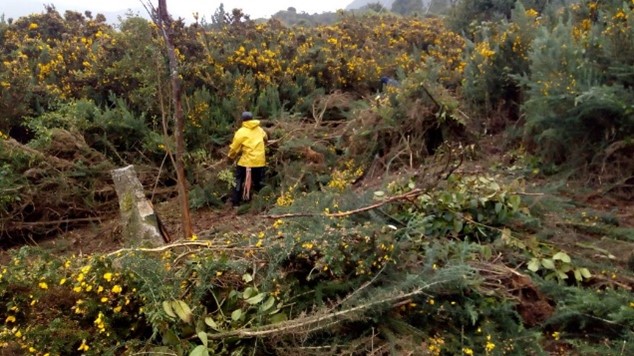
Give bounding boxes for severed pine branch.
[204,278,454,340]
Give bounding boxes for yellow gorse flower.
[525,8,539,18]
[485,335,495,352]
[77,339,89,351]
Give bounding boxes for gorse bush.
[462,3,540,128]
[521,0,634,168]
[447,0,552,36]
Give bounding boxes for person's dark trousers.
[231,165,265,205]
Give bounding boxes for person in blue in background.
[380,76,400,91]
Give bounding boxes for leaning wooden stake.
[154,0,193,239]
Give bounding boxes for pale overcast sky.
[2,0,347,22]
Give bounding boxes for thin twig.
[151,153,169,203]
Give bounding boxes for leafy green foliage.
[527,251,592,283]
[404,175,525,241]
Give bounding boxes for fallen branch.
[205,278,453,340]
[264,188,423,219]
[10,216,104,227]
[105,240,251,257]
[516,192,545,197]
[2,138,70,168]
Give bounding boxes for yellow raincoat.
[228,120,267,167]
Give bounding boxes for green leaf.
[527,258,541,272]
[453,219,463,234]
[501,228,511,241]
[579,268,592,279]
[481,245,492,260]
[242,273,253,283]
[495,202,502,214]
[559,263,572,273]
[162,329,179,346]
[573,269,582,281]
[190,345,209,356]
[557,271,568,280]
[197,331,208,347]
[162,301,176,318]
[246,292,266,305]
[541,258,556,270]
[269,312,287,324]
[242,287,254,299]
[260,296,275,312]
[171,300,193,324]
[204,317,220,331]
[231,309,242,321]
[508,195,521,211]
[553,251,571,263]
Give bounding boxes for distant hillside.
[346,0,395,10]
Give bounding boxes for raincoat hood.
[241,120,261,129]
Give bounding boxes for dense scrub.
[1,0,633,355]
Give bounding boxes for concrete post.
[111,165,165,247]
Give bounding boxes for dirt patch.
[510,274,555,327]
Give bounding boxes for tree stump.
[111,165,164,247]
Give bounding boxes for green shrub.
[521,2,634,167]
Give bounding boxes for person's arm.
[228,129,245,159]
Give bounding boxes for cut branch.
[204,278,453,340]
[264,189,423,219]
[105,240,252,257]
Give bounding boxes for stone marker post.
[111,165,164,247]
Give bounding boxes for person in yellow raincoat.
[227,111,267,205]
